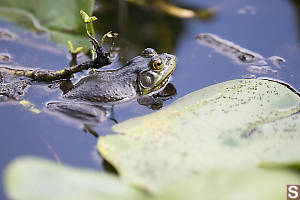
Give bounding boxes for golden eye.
[153,58,163,70]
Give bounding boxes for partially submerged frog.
[0,37,177,128]
[46,47,177,127]
[62,47,176,103]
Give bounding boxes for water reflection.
[290,0,300,42]
[0,79,176,138]
[121,0,215,19]
[46,82,176,137]
[94,0,215,62]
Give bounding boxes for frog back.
[63,70,138,103]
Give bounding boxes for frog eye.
[152,58,164,70]
[141,48,157,58]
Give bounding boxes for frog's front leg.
[137,83,177,110]
[109,105,119,124]
[59,80,74,94]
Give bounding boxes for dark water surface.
[0,0,299,199]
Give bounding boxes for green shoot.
[80,10,97,59]
[67,40,83,54]
[100,31,118,49]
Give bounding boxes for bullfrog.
[0,43,177,128]
[46,47,177,126]
[62,47,177,103]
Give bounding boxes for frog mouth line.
[150,65,176,94]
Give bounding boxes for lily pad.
[4,157,148,200]
[154,167,300,200]
[0,0,95,50]
[97,79,300,193]
[4,157,300,200]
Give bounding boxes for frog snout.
[167,54,177,66]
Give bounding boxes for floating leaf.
[98,79,300,193]
[0,0,95,50]
[155,167,300,200]
[4,157,149,200]
[4,157,300,200]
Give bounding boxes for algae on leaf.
[98,79,300,193]
[0,0,95,50]
[4,157,148,200]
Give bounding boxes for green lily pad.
[154,167,300,200]
[0,0,95,50]
[98,79,300,193]
[4,157,148,200]
[4,157,300,200]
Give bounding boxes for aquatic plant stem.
[0,34,111,82]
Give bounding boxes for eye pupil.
[153,58,163,69]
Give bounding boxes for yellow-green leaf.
[98,79,300,193]
[154,167,300,200]
[0,0,95,51]
[4,157,149,200]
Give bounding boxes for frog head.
[137,48,177,95]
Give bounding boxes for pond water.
[0,0,300,199]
